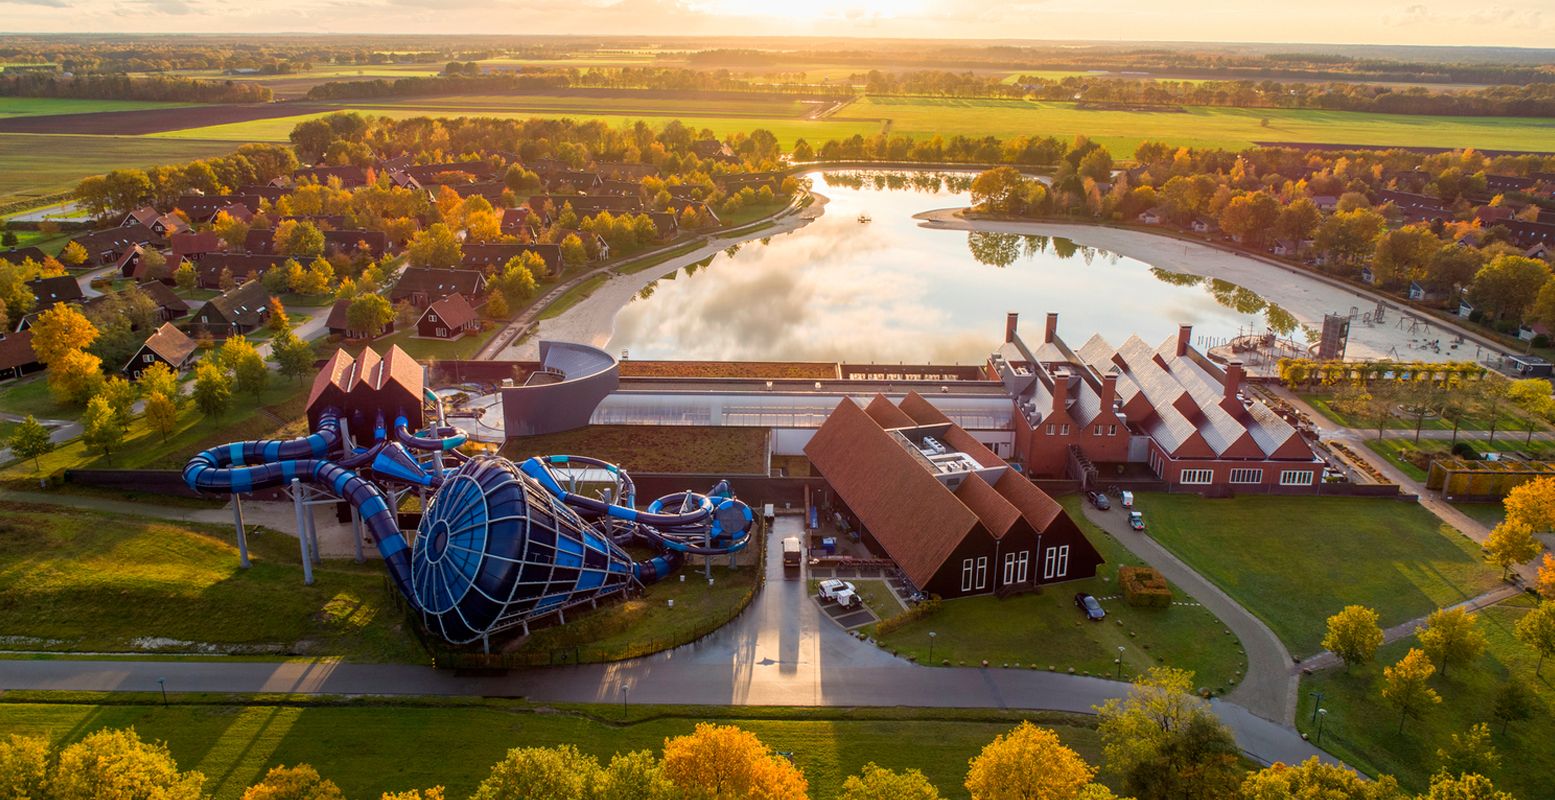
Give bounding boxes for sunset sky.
[1,0,1551,48]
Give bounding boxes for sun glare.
[693,0,926,22]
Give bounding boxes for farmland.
[0,133,236,205]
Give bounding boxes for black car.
[1086,491,1111,510]
[1074,592,1106,621]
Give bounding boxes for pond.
[607,170,1300,363]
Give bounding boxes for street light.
[157,677,167,707]
[928,631,937,664]
[1316,708,1328,745]
[619,682,630,718]
[1116,645,1126,679]
[1309,690,1325,725]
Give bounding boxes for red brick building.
[805,392,1103,599]
[992,314,1319,492]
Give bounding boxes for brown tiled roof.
[136,281,189,315]
[954,473,1021,539]
[27,275,83,310]
[136,322,197,368]
[0,247,45,265]
[325,298,351,330]
[377,345,423,399]
[992,469,1065,532]
[199,280,272,327]
[423,293,477,330]
[863,394,915,428]
[390,267,486,303]
[803,397,979,588]
[171,231,225,260]
[0,329,37,371]
[306,349,355,417]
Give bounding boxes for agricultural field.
[0,133,236,205]
[0,97,192,117]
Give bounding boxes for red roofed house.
[170,231,228,265]
[124,322,198,380]
[305,344,424,435]
[416,293,480,341]
[804,392,1103,599]
[0,329,40,381]
[325,298,394,340]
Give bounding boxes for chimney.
[1176,323,1193,357]
[1102,369,1118,413]
[1051,367,1070,415]
[1005,312,1019,343]
[1044,312,1059,344]
[1224,361,1243,401]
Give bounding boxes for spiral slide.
[184,409,757,645]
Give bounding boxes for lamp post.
[619,682,630,718]
[1316,708,1328,745]
[1309,690,1325,725]
[1116,645,1126,679]
[157,677,167,707]
[928,631,937,664]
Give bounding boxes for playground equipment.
[183,345,754,647]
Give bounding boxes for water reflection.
[607,171,1299,362]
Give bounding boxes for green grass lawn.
[0,700,1101,800]
[1453,502,1507,529]
[872,496,1248,689]
[0,374,76,421]
[1299,391,1537,434]
[510,562,758,663]
[851,578,905,618]
[368,326,491,361]
[1299,596,1554,797]
[1142,493,1503,656]
[0,502,421,661]
[500,424,770,475]
[0,134,236,205]
[538,272,611,320]
[1362,436,1555,484]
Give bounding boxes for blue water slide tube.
[182,409,419,609]
[393,415,468,452]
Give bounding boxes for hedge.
[1119,566,1172,608]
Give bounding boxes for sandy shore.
[915,209,1504,366]
[495,194,830,360]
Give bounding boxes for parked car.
[1128,511,1146,531]
[818,579,859,608]
[1074,592,1106,621]
[1120,490,1134,508]
[1086,490,1111,510]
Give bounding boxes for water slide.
[183,408,755,645]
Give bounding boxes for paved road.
[0,514,1335,768]
[1080,503,1297,724]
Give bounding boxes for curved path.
[0,513,1334,768]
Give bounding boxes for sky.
[0,0,1551,49]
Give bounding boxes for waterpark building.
[804,393,1102,599]
[992,314,1319,491]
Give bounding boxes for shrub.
[1536,334,1551,349]
[1451,441,1479,460]
[1119,566,1172,608]
[875,595,942,636]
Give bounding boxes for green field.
[0,133,236,204]
[1141,493,1503,655]
[1300,596,1554,797]
[0,700,1100,800]
[0,502,420,660]
[873,496,1248,687]
[362,92,812,118]
[0,98,192,117]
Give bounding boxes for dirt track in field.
[0,103,326,135]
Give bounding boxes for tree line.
[0,666,1522,799]
[0,72,272,103]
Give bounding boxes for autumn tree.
[406,223,463,268]
[144,391,178,442]
[273,219,326,258]
[346,293,394,338]
[221,336,268,395]
[1503,475,1555,532]
[596,750,677,800]
[139,248,170,282]
[1513,600,1555,674]
[1314,208,1385,271]
[483,291,510,319]
[0,734,48,800]
[137,360,178,401]
[242,764,344,800]
[1322,605,1384,670]
[1217,192,1280,249]
[31,302,99,364]
[1418,607,1487,678]
[661,723,809,800]
[1371,225,1440,287]
[99,374,138,428]
[1382,648,1441,733]
[838,763,943,800]
[267,297,291,333]
[270,331,317,385]
[1239,756,1405,800]
[1420,771,1513,800]
[560,233,588,271]
[81,393,126,463]
[965,721,1094,800]
[1506,377,1552,444]
[193,358,233,418]
[1468,254,1550,323]
[1274,197,1321,246]
[1484,520,1540,579]
[7,415,53,471]
[469,744,600,800]
[1096,667,1240,800]
[174,260,197,290]
[1492,678,1534,734]
[970,167,1029,215]
[49,728,205,800]
[1538,553,1555,600]
[58,240,89,268]
[48,348,105,406]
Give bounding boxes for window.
[1108,424,1117,436]
[1060,424,1070,436]
[1043,547,1057,580]
[1229,468,1263,484]
[1045,424,1054,436]
[1280,469,1315,486]
[1003,552,1017,585]
[1180,469,1213,485]
[975,557,988,590]
[436,327,447,337]
[1056,546,1069,578]
[1015,550,1029,583]
[428,313,438,322]
[143,354,154,363]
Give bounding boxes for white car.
[818,579,859,608]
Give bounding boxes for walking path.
[0,515,1336,769]
[1295,584,1524,672]
[1080,504,1297,724]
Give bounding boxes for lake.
[607,170,1298,364]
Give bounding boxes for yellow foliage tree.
[49,728,206,800]
[1382,648,1441,733]
[661,723,809,800]
[242,764,343,800]
[1538,552,1555,600]
[1484,520,1541,579]
[1240,756,1404,800]
[1322,605,1384,671]
[0,734,49,800]
[964,721,1094,800]
[47,347,105,406]
[31,302,99,364]
[1502,476,1555,532]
